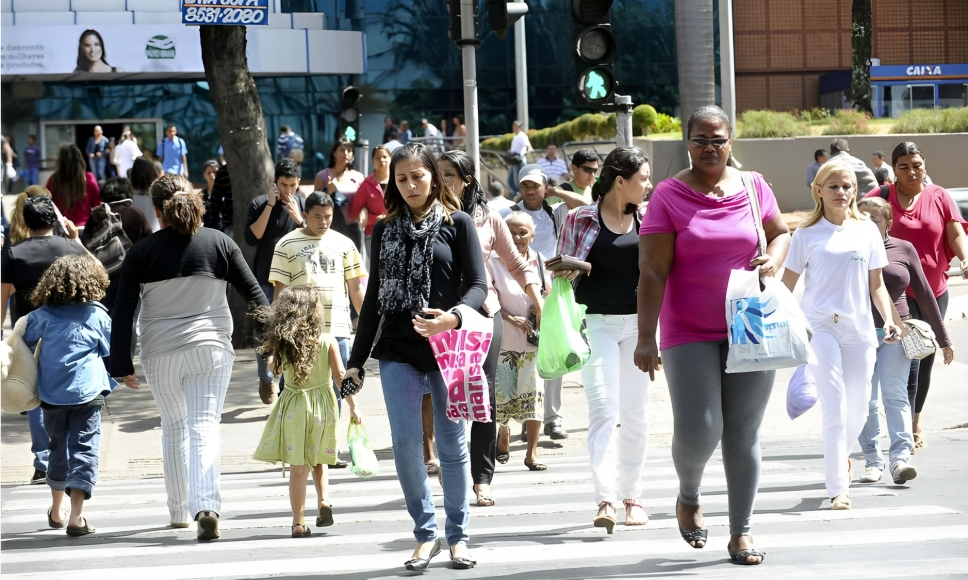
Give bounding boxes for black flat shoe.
[676,499,707,549]
[728,544,765,565]
[496,451,510,464]
[404,541,441,571]
[524,459,547,471]
[450,547,477,569]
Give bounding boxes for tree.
[200,25,275,346]
[674,0,716,138]
[851,0,873,113]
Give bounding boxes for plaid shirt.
[558,201,644,260]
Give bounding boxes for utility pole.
[614,94,634,147]
[513,0,528,130]
[460,0,481,182]
[719,0,736,122]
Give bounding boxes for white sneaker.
[892,462,918,484]
[860,466,883,483]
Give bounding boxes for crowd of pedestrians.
[2,105,966,572]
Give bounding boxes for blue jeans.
[859,336,914,470]
[28,406,49,472]
[380,360,470,546]
[43,403,101,499]
[90,157,106,181]
[507,162,522,196]
[21,167,39,186]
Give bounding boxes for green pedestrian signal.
[579,66,615,104]
[585,70,607,100]
[344,126,357,142]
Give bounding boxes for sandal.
[291,523,312,537]
[593,501,616,534]
[524,459,546,471]
[914,432,927,449]
[316,502,334,527]
[623,499,648,526]
[474,486,495,507]
[47,507,66,529]
[676,499,707,548]
[830,494,851,510]
[65,518,95,537]
[728,543,765,565]
[496,451,510,465]
[425,461,440,476]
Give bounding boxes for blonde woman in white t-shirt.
[781,161,904,511]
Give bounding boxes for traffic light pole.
[513,0,528,131]
[460,0,481,182]
[614,94,634,148]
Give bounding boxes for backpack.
[83,203,132,275]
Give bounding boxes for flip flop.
[66,518,95,537]
[316,503,334,527]
[47,507,65,529]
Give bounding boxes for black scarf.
[378,203,445,314]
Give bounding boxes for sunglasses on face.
[689,137,730,149]
[577,165,598,175]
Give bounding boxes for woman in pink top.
[864,141,967,449]
[634,106,791,565]
[46,144,100,226]
[439,150,543,508]
[351,145,390,262]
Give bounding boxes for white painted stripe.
[2,525,966,579]
[0,486,902,534]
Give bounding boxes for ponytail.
[150,174,204,236]
[594,146,649,203]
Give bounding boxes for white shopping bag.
[427,304,495,423]
[724,267,816,373]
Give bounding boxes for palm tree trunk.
[675,0,717,138]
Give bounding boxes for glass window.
[939,83,967,109]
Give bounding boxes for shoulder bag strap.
[741,171,767,258]
[879,184,890,200]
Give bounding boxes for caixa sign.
[906,65,943,76]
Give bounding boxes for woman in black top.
[345,143,486,571]
[111,174,267,541]
[555,147,654,533]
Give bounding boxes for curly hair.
[150,174,204,236]
[254,286,325,386]
[31,254,109,308]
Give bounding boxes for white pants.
[808,317,876,498]
[142,345,234,523]
[579,314,651,506]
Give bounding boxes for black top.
[347,211,488,374]
[873,235,950,347]
[574,211,639,315]
[205,165,233,233]
[1,236,87,321]
[243,193,305,284]
[110,227,268,376]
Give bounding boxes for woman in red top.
[864,141,968,448]
[350,145,390,262]
[46,144,100,226]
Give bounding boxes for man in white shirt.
[114,130,142,179]
[871,151,895,182]
[537,143,569,183]
[507,120,532,195]
[486,181,515,213]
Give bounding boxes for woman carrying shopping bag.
[634,106,791,565]
[344,143,487,571]
[555,147,653,533]
[781,162,904,511]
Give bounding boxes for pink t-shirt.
[639,172,779,350]
[864,184,967,299]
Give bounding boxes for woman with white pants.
[781,161,903,510]
[111,174,268,540]
[555,147,652,533]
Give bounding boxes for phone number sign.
[182,0,270,26]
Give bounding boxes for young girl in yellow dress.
[253,286,360,537]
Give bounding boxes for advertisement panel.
[182,0,270,26]
[1,26,203,76]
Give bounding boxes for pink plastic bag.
[428,305,494,423]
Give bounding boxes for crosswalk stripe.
[3,525,967,579]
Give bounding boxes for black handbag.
[83,204,132,275]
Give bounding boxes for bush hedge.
[739,110,808,138]
[632,105,658,136]
[822,109,874,135]
[481,113,617,151]
[891,107,968,134]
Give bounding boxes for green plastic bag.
[537,276,590,380]
[347,421,380,478]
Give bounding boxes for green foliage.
[632,105,658,136]
[738,110,809,138]
[823,109,874,135]
[796,107,832,124]
[653,113,681,134]
[891,107,968,134]
[481,113,618,151]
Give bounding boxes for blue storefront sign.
[869,64,968,118]
[870,63,968,82]
[182,0,270,26]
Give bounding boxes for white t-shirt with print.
[784,217,888,339]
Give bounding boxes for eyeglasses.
[689,137,730,149]
[577,165,598,175]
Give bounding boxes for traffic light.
[487,0,527,41]
[572,0,618,108]
[338,86,361,142]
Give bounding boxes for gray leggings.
[663,340,774,535]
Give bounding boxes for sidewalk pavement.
[4,304,967,484]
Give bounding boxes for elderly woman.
[111,174,267,541]
[635,105,791,565]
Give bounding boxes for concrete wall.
[637,133,968,213]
